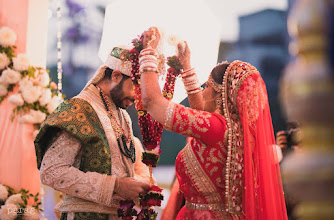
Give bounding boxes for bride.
[139,27,287,220]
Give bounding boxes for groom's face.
[110,76,135,109]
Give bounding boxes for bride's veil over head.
[222,60,287,219]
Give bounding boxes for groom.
[34,45,151,220]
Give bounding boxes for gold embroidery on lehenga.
[193,139,206,163]
[182,143,222,204]
[172,104,212,138]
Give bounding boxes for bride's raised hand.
[142,27,161,50]
[177,41,191,70]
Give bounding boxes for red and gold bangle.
[180,68,201,95]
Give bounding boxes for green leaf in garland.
[167,56,183,71]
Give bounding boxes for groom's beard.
[110,81,126,109]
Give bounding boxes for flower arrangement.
[0,26,64,136]
[0,184,44,220]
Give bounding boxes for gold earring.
[215,97,223,115]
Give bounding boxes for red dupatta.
[222,60,287,219]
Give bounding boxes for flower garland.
[0,183,43,220]
[117,200,137,220]
[117,33,182,220]
[0,26,64,136]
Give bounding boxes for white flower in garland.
[0,27,17,47]
[39,88,52,106]
[8,93,24,106]
[19,76,33,92]
[0,184,8,201]
[13,54,29,71]
[21,85,42,104]
[0,84,8,96]
[5,193,23,205]
[0,52,10,69]
[23,206,40,220]
[2,68,21,84]
[47,95,62,113]
[0,203,18,220]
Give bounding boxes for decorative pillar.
[281,0,334,219]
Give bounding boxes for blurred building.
[47,0,107,98]
[219,9,289,133]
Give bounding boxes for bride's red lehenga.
[164,61,287,220]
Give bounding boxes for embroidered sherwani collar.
[76,84,135,178]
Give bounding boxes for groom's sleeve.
[40,131,116,207]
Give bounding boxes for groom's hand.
[114,177,150,200]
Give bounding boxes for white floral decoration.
[19,76,33,92]
[0,184,9,201]
[0,203,18,220]
[5,193,23,205]
[0,52,10,69]
[8,93,24,106]
[21,86,43,104]
[22,206,40,220]
[0,74,8,85]
[0,27,17,47]
[19,110,46,124]
[30,110,47,124]
[0,25,64,134]
[47,96,62,114]
[39,88,52,106]
[2,68,21,84]
[38,70,50,87]
[0,183,43,219]
[13,54,29,71]
[0,84,8,96]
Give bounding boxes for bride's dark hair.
[210,62,230,85]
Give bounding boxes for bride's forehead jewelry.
[206,74,223,93]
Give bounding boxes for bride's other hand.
[178,41,191,70]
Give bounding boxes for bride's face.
[202,86,219,113]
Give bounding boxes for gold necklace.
[97,86,135,162]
